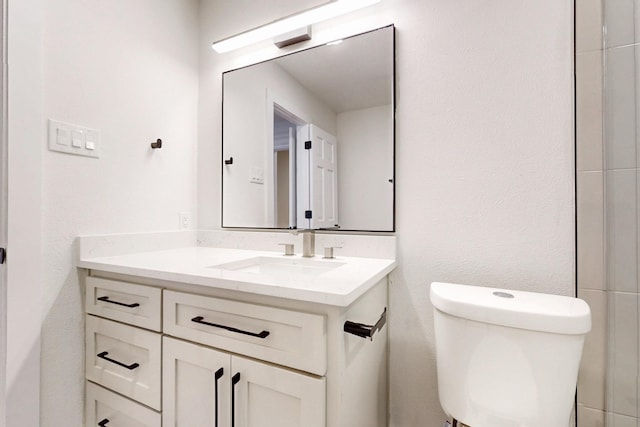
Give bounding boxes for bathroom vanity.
[79,23,397,427]
[78,231,396,427]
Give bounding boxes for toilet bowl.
[430,282,591,427]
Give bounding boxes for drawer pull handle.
[97,351,140,370]
[231,372,241,427]
[98,419,109,427]
[215,367,224,427]
[191,316,270,339]
[344,307,387,341]
[97,296,140,308]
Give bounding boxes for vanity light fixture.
[211,0,381,53]
[274,26,313,49]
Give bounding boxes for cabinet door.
[163,337,231,427]
[232,356,325,427]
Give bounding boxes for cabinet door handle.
[97,351,140,370]
[231,372,241,427]
[191,316,270,339]
[97,296,140,308]
[98,419,109,427]
[214,368,224,427]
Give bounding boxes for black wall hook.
[151,138,162,149]
[224,157,233,165]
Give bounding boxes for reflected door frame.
[266,90,310,228]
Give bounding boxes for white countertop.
[78,246,396,307]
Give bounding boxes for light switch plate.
[48,119,100,158]
[250,166,264,184]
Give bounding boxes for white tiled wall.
[576,0,603,53]
[576,51,603,172]
[608,293,638,417]
[604,46,637,170]
[579,289,607,409]
[603,0,640,48]
[605,169,637,293]
[579,404,606,427]
[577,0,640,426]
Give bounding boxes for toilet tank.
[430,282,591,427]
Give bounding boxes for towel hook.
[150,138,162,149]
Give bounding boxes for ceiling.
[273,26,393,113]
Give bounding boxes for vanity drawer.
[86,315,162,410]
[163,290,327,375]
[86,382,160,427]
[86,276,162,331]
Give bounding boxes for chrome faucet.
[290,229,315,257]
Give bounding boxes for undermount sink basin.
[210,256,345,278]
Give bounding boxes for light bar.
[211,0,381,53]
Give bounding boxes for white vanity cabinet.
[84,276,164,427]
[84,270,389,427]
[162,336,325,427]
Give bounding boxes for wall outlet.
[178,212,191,230]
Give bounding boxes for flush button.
[493,291,515,299]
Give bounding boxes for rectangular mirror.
[222,25,395,231]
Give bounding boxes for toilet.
[430,282,591,427]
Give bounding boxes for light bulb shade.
[212,0,381,53]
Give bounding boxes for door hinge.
[304,140,312,150]
[305,210,312,219]
[0,247,5,264]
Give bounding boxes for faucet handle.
[322,246,342,259]
[278,243,295,256]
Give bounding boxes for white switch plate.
[48,119,100,158]
[250,167,264,184]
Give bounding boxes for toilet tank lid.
[430,282,591,335]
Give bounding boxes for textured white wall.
[39,1,199,425]
[198,1,575,426]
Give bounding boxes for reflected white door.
[296,124,338,229]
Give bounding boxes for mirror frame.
[221,25,396,233]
